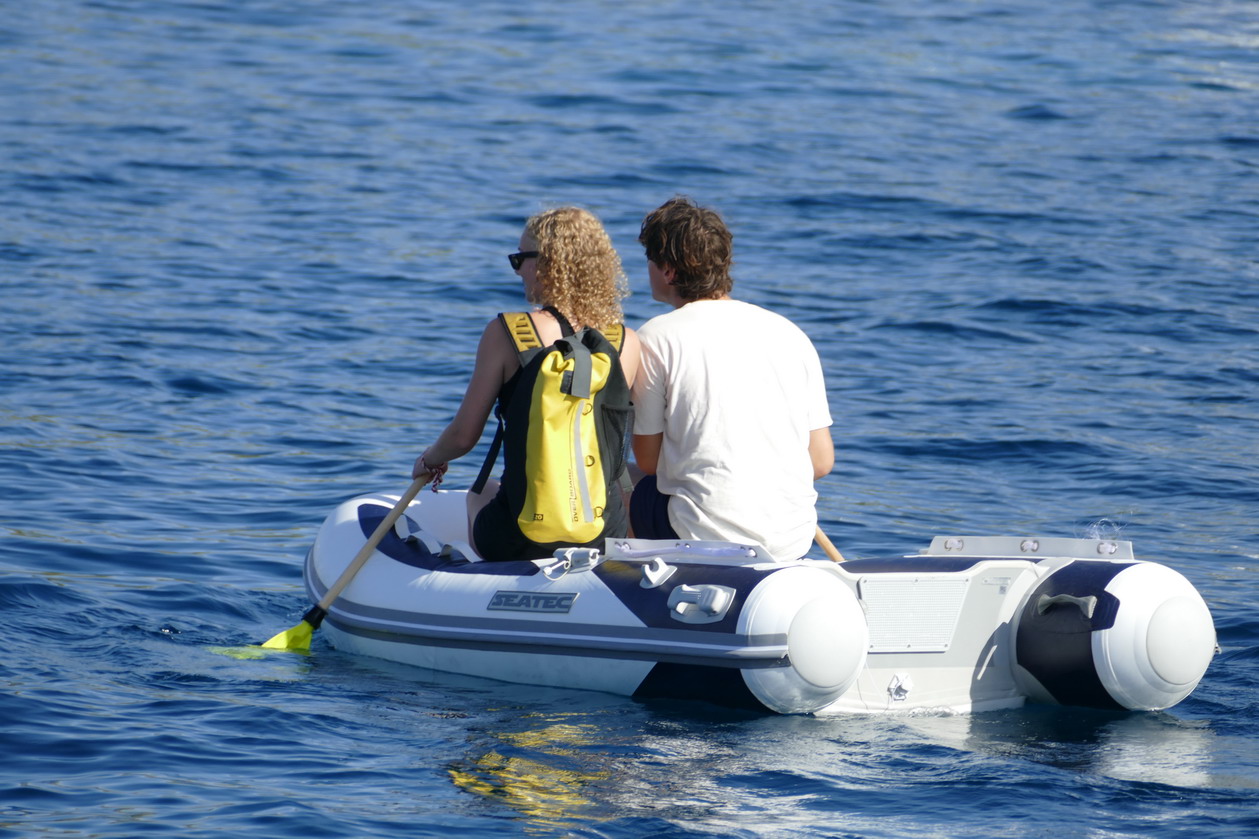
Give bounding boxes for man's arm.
[633,432,663,476]
[809,426,834,480]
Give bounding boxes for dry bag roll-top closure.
[474,308,631,552]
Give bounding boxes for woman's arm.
[413,320,514,478]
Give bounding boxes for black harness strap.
[544,305,575,338]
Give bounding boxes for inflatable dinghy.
[300,489,1217,715]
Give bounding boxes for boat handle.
[1036,593,1097,620]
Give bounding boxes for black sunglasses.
[508,251,538,271]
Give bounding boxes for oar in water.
[814,524,845,562]
[261,475,429,653]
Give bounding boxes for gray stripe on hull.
[326,619,790,670]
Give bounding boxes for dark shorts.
[629,475,679,540]
[472,492,535,562]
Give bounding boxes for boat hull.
[301,490,1217,715]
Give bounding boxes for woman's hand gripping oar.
[260,475,429,653]
[814,524,845,563]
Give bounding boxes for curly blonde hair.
[527,207,628,332]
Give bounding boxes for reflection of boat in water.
[302,488,1217,715]
[448,720,611,828]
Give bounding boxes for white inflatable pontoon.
[301,489,1217,715]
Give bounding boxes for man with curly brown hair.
[630,197,833,560]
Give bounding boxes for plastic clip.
[640,557,676,589]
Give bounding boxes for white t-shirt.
[632,299,832,559]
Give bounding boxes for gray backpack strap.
[558,339,593,400]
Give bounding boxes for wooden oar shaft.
[317,476,428,609]
[814,524,845,563]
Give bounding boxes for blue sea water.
[3,0,1258,836]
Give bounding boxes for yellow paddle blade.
[260,620,315,652]
[207,644,276,660]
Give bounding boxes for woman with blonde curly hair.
[411,207,640,561]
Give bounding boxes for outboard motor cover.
[1013,560,1215,711]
